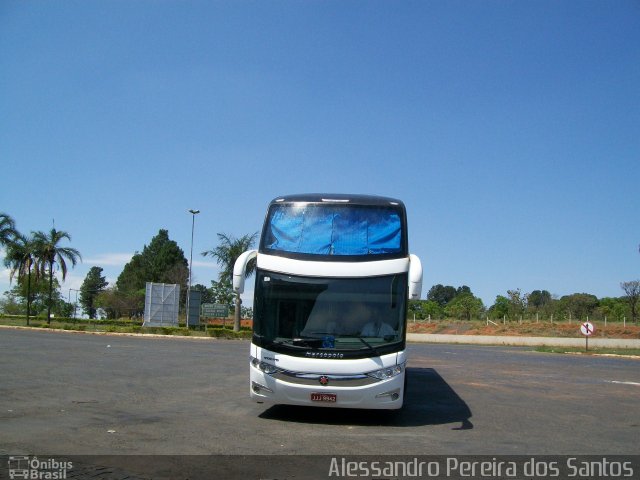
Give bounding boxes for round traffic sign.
[580,322,595,337]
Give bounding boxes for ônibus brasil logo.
[7,456,73,480]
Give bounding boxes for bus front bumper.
[249,364,405,410]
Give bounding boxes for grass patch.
[207,328,251,339]
[0,316,252,339]
[535,346,640,357]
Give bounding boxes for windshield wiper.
[357,337,380,356]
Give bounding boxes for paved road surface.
[1,329,638,461]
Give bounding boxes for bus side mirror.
[408,254,423,300]
[233,250,258,294]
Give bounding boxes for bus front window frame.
[253,270,408,358]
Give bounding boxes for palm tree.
[202,232,258,332]
[0,212,17,247]
[33,228,82,324]
[3,233,38,325]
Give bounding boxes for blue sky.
[1,0,639,308]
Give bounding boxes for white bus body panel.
[249,345,408,410]
[257,253,410,279]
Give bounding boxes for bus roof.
[270,194,405,208]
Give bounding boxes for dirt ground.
[203,317,253,328]
[204,317,640,339]
[406,320,640,339]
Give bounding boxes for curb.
[2,325,639,349]
[0,324,247,341]
[407,333,640,349]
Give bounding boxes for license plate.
[311,392,337,403]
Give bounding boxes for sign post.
[201,303,230,324]
[580,321,594,352]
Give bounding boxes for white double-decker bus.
[233,194,422,409]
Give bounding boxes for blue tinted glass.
[267,207,302,251]
[264,204,402,256]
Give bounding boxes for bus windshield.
[253,270,407,353]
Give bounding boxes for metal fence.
[143,283,180,327]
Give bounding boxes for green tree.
[0,213,17,248]
[422,300,444,319]
[427,284,457,307]
[79,266,109,319]
[210,279,234,306]
[506,289,528,320]
[191,284,215,305]
[32,228,81,324]
[408,300,424,320]
[3,233,39,324]
[490,295,510,320]
[620,281,640,324]
[597,297,627,322]
[558,293,598,321]
[116,229,189,316]
[444,293,484,320]
[202,232,258,332]
[408,300,444,320]
[3,272,64,318]
[528,290,551,310]
[95,287,142,319]
[0,290,22,315]
[456,285,471,296]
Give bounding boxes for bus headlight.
[250,356,280,375]
[366,363,404,380]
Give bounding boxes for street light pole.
[186,209,200,328]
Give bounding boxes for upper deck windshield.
[253,270,407,357]
[260,201,406,260]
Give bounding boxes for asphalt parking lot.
[1,329,639,477]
